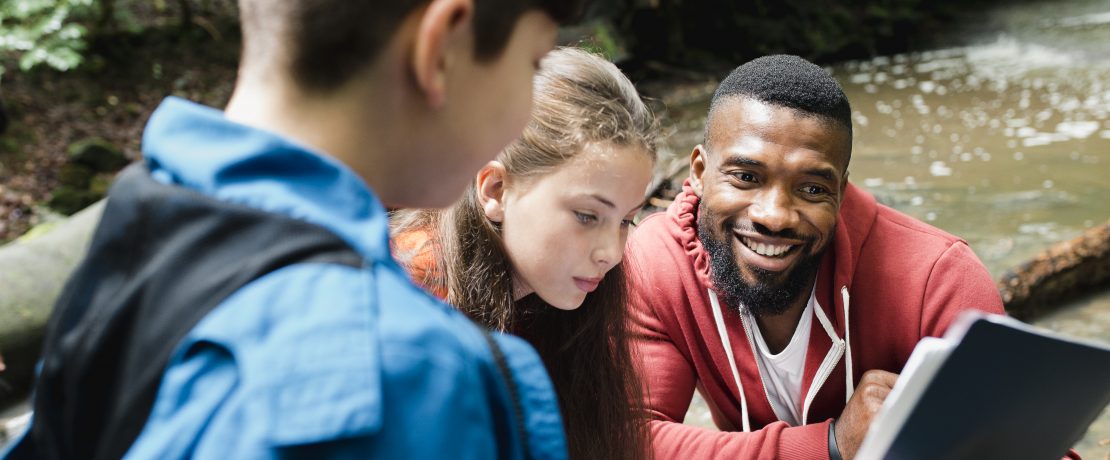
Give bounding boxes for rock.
[50,163,122,216]
[89,172,115,197]
[47,186,101,216]
[0,201,102,409]
[999,220,1110,320]
[0,412,31,445]
[58,163,94,189]
[66,138,128,173]
[52,142,125,216]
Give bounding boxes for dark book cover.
[860,312,1110,460]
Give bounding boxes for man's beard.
[696,202,829,318]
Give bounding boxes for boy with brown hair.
[3,1,586,458]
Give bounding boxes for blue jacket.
[3,97,567,459]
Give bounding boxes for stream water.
[672,0,1110,455]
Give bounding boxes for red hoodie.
[625,179,1008,459]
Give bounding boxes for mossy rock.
[47,187,101,216]
[66,138,128,173]
[89,173,115,196]
[58,163,94,189]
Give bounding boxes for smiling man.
[625,55,1006,459]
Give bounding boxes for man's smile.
[733,231,809,273]
[740,236,794,257]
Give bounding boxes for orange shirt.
[392,228,448,299]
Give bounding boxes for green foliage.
[0,0,97,78]
[577,20,627,61]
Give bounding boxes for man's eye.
[734,172,757,182]
[802,185,830,195]
[574,211,598,225]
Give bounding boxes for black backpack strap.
[30,164,363,460]
[480,328,534,460]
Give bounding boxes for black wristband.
[829,420,845,460]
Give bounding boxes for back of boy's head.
[500,47,658,177]
[238,0,585,92]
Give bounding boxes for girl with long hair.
[392,47,657,460]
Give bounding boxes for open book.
[856,310,1110,460]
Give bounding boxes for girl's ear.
[476,161,507,222]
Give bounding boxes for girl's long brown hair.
[392,47,657,460]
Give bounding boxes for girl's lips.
[574,277,602,293]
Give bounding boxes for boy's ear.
[476,161,507,222]
[411,0,474,109]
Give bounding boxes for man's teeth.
[742,237,793,257]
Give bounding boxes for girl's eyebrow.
[579,194,644,213]
[586,194,615,209]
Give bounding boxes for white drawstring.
[842,286,854,402]
[708,286,855,430]
[708,289,752,432]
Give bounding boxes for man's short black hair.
[706,54,853,145]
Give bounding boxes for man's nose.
[748,188,800,234]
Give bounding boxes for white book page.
[854,337,955,460]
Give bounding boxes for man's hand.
[834,369,899,459]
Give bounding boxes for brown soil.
[0,17,241,243]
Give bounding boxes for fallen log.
[998,219,1110,321]
[0,201,102,409]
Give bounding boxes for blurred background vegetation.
[0,0,1016,239]
[0,0,233,76]
[594,0,998,67]
[0,0,1021,78]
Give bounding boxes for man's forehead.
[705,97,852,170]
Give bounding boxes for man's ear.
[476,161,507,222]
[689,144,708,197]
[411,0,474,109]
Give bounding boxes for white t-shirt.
[745,292,817,426]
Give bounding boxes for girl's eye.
[574,211,598,225]
[621,218,636,228]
